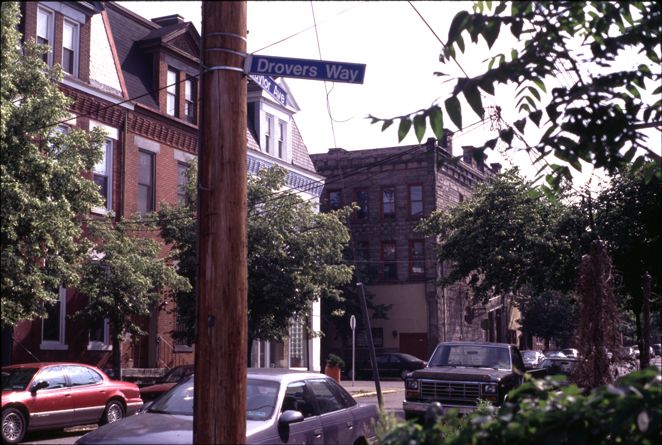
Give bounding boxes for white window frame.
[264,114,273,154]
[167,69,178,116]
[277,120,286,159]
[40,287,68,350]
[88,318,111,351]
[61,18,79,76]
[184,78,195,123]
[92,138,113,213]
[37,6,54,67]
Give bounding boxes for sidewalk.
[340,379,404,398]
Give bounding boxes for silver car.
[76,368,379,444]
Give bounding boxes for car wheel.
[2,407,27,445]
[100,400,125,425]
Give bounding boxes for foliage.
[75,217,190,375]
[574,240,621,387]
[157,166,354,345]
[593,165,661,353]
[325,353,345,368]
[1,1,105,326]
[517,290,578,349]
[371,1,662,188]
[417,168,586,304]
[379,368,661,445]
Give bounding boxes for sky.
[116,1,660,187]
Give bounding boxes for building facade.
[6,1,323,373]
[311,137,521,362]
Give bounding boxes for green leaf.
[483,20,501,49]
[429,105,444,139]
[445,96,463,129]
[533,78,547,93]
[511,19,523,39]
[464,84,485,118]
[478,76,495,95]
[381,119,394,131]
[529,110,543,126]
[413,114,426,142]
[398,117,412,142]
[499,127,514,144]
[448,11,470,45]
[627,84,641,99]
[514,118,526,134]
[527,86,541,102]
[494,2,506,14]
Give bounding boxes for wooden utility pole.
[357,283,383,409]
[195,2,247,444]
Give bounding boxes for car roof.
[2,362,100,370]
[247,368,329,384]
[436,341,513,348]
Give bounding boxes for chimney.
[462,146,474,165]
[439,129,454,155]
[490,162,502,174]
[151,14,186,27]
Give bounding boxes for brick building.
[6,1,323,373]
[311,136,521,362]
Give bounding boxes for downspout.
[120,109,128,220]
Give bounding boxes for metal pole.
[195,2,247,444]
[350,315,356,386]
[357,283,383,408]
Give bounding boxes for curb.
[350,389,400,398]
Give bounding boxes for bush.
[326,353,345,368]
[379,368,661,445]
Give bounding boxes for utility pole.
[195,2,247,444]
[357,283,383,409]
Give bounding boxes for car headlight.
[405,379,419,390]
[483,383,497,394]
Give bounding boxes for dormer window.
[167,69,178,117]
[37,6,54,66]
[62,19,79,76]
[265,114,273,154]
[277,121,285,158]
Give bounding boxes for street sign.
[350,315,357,385]
[350,315,356,330]
[245,54,366,84]
[249,74,287,107]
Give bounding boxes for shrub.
[326,353,346,368]
[379,368,661,445]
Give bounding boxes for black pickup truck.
[403,341,527,418]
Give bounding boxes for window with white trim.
[93,138,113,210]
[88,317,110,350]
[37,6,54,66]
[277,121,285,158]
[41,287,67,350]
[177,162,189,205]
[167,69,178,117]
[62,19,79,76]
[137,150,155,213]
[184,78,196,123]
[264,114,273,154]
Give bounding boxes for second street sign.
[245,54,366,84]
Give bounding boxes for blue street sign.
[245,54,366,84]
[249,74,288,106]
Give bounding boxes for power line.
[310,1,337,148]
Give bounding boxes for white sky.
[117,1,660,188]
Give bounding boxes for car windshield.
[147,377,280,421]
[1,368,38,391]
[522,351,538,360]
[162,366,193,383]
[428,345,511,369]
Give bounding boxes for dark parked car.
[355,352,426,380]
[139,365,194,402]
[76,368,379,444]
[538,357,579,380]
[521,350,546,369]
[1,362,142,444]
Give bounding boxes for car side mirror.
[278,410,304,426]
[31,380,49,393]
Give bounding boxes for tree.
[372,1,661,188]
[1,2,105,327]
[517,290,578,349]
[157,166,354,351]
[418,168,586,303]
[75,217,190,377]
[593,165,661,366]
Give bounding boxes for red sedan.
[2,362,142,444]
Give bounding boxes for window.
[177,162,189,205]
[167,69,178,116]
[184,78,195,123]
[409,240,425,276]
[88,317,110,350]
[307,379,344,414]
[37,366,66,389]
[93,138,113,210]
[382,186,395,218]
[277,121,285,158]
[66,366,102,386]
[289,316,308,368]
[381,241,397,280]
[48,124,69,156]
[62,19,79,76]
[328,190,342,210]
[409,185,423,218]
[37,6,54,66]
[264,114,273,154]
[41,287,67,350]
[137,150,155,213]
[354,189,368,219]
[173,318,192,350]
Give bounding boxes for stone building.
[311,136,521,362]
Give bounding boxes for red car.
[1,362,143,444]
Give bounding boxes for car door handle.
[346,422,353,430]
[313,429,322,438]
